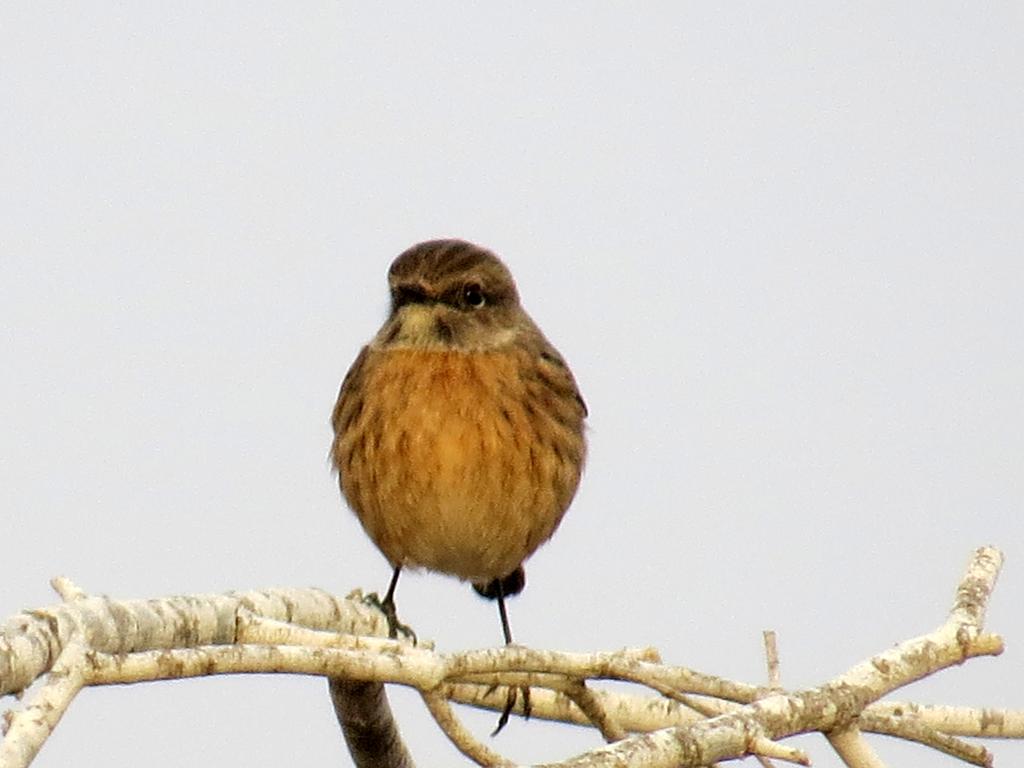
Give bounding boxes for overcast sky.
[2,4,1022,766]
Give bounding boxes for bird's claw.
[363,592,417,643]
[491,684,531,736]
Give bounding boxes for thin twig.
[858,708,992,767]
[560,680,627,742]
[749,735,810,766]
[421,691,514,767]
[49,576,86,602]
[763,630,780,690]
[866,701,1024,739]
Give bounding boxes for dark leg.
[383,565,402,608]
[497,589,513,645]
[491,578,531,735]
[366,565,416,642]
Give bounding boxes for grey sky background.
[2,4,1022,766]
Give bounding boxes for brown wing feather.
[331,345,370,442]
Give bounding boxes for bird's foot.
[492,683,531,736]
[363,592,417,643]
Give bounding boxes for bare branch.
[421,692,514,767]
[559,681,627,743]
[0,585,388,698]
[857,708,992,767]
[329,678,416,768]
[0,547,1019,768]
[531,546,1008,768]
[0,642,87,768]
[868,701,1024,739]
[749,737,809,766]
[826,726,887,768]
[446,681,705,732]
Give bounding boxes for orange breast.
[333,346,585,583]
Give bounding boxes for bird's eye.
[463,284,486,308]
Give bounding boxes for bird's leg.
[491,581,531,736]
[496,587,513,645]
[364,565,416,643]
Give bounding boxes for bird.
[330,238,587,729]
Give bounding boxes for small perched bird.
[331,239,587,727]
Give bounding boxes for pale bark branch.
[329,678,416,768]
[1,642,86,768]
[560,681,628,743]
[0,546,1019,768]
[421,691,514,767]
[857,708,992,767]
[868,701,1024,739]
[533,546,1008,767]
[762,630,780,690]
[826,726,887,768]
